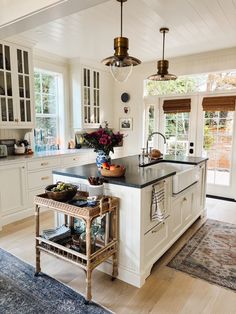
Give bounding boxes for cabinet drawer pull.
[41,162,49,166]
[183,197,187,201]
[41,176,50,180]
[73,158,77,161]
[152,221,165,233]
[15,118,19,122]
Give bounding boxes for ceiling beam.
[0,0,110,39]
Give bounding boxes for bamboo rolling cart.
[34,193,119,302]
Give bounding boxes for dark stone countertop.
[53,155,207,189]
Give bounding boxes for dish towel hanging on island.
[151,181,166,221]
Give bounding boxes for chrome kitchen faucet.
[146,131,166,155]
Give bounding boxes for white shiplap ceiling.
[8,0,236,62]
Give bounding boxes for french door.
[197,95,236,199]
[156,94,236,199]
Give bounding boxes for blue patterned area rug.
[0,248,111,314]
[168,219,236,291]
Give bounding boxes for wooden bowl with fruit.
[100,163,126,177]
[45,182,78,202]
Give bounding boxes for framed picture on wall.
[119,118,133,131]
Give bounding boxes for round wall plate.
[121,92,130,103]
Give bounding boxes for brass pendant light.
[102,0,141,82]
[147,28,177,81]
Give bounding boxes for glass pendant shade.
[110,61,133,82]
[147,28,177,81]
[101,0,141,82]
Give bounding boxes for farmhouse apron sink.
[154,162,200,194]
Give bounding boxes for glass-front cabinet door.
[16,48,32,124]
[0,40,34,128]
[0,43,15,125]
[82,67,100,127]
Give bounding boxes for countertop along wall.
[112,47,236,156]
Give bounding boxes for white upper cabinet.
[82,67,100,128]
[0,40,35,128]
[71,60,114,130]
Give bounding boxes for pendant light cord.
[162,30,165,60]
[120,0,123,37]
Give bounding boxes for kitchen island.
[53,155,207,287]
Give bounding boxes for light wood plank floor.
[1,198,236,314]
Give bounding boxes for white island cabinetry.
[53,160,207,288]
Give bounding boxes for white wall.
[113,47,236,155]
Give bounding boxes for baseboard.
[97,260,144,288]
[1,206,49,229]
[206,194,236,202]
[1,207,34,227]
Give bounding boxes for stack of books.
[42,225,71,242]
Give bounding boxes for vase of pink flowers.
[83,127,123,168]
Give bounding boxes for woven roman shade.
[202,96,236,111]
[163,98,191,114]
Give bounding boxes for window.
[164,112,190,156]
[144,70,236,96]
[34,70,59,151]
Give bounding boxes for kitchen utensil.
[88,176,104,186]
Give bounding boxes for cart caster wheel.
[34,272,40,277]
[111,276,117,281]
[84,300,90,305]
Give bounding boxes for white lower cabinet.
[27,154,89,208]
[61,153,88,167]
[169,197,183,238]
[27,157,60,207]
[0,162,27,229]
[144,220,169,264]
[170,183,201,241]
[0,151,95,229]
[28,169,53,190]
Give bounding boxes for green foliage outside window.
[34,70,58,151]
[145,71,236,96]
